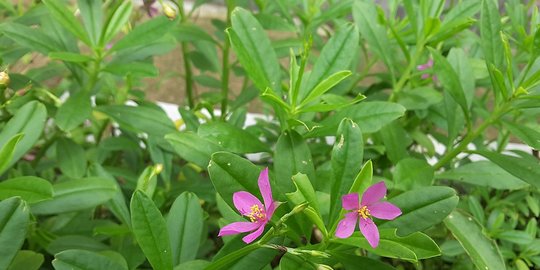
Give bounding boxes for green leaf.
[300,24,359,101]
[130,191,173,270]
[480,0,504,71]
[379,186,459,236]
[502,121,540,149]
[0,134,24,175]
[379,121,410,163]
[49,52,94,63]
[208,152,260,209]
[47,235,109,254]
[353,1,396,78]
[274,130,315,196]
[87,164,131,227]
[329,118,363,224]
[301,70,352,106]
[103,62,158,77]
[331,252,396,270]
[56,138,87,178]
[31,178,117,215]
[436,160,529,190]
[210,236,274,270]
[474,150,540,189]
[396,87,443,110]
[7,250,44,270]
[333,229,440,261]
[0,177,53,204]
[77,0,103,46]
[197,122,269,154]
[393,158,434,190]
[166,132,223,168]
[0,101,47,171]
[56,91,92,132]
[497,230,533,245]
[174,260,210,270]
[447,48,475,108]
[0,23,59,54]
[167,192,203,265]
[97,105,177,137]
[52,249,127,270]
[42,0,91,45]
[112,16,175,52]
[174,23,217,44]
[286,174,327,236]
[348,160,373,195]
[444,210,505,270]
[135,165,159,198]
[430,48,470,120]
[308,102,405,137]
[228,7,281,91]
[0,197,30,270]
[101,1,132,46]
[278,254,316,270]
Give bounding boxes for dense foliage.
[0,0,539,269]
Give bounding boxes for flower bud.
[0,71,10,88]
[163,3,177,20]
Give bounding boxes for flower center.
[357,206,371,219]
[246,204,266,223]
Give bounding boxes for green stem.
[205,243,263,270]
[389,40,425,102]
[433,103,510,170]
[178,1,195,109]
[220,0,234,120]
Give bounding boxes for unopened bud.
[0,71,10,88]
[154,163,163,174]
[163,3,177,20]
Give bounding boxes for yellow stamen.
[246,205,266,222]
[358,206,371,219]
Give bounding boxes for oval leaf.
[56,138,87,178]
[0,101,47,171]
[52,249,127,270]
[228,7,281,92]
[0,197,30,270]
[31,178,117,215]
[167,192,204,265]
[436,160,529,190]
[197,122,269,154]
[130,191,173,270]
[444,210,505,270]
[166,132,223,168]
[379,186,459,236]
[0,176,53,204]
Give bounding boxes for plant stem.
[178,1,195,109]
[220,0,234,120]
[389,40,425,102]
[433,103,510,170]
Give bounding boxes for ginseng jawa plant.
[0,0,539,270]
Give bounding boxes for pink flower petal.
[361,182,387,206]
[233,191,263,216]
[335,212,358,238]
[421,74,430,79]
[218,221,260,237]
[359,218,380,248]
[341,193,360,210]
[265,202,276,220]
[368,202,402,220]
[258,168,273,211]
[242,222,266,243]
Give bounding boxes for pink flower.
[335,182,401,248]
[417,59,438,81]
[218,168,276,244]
